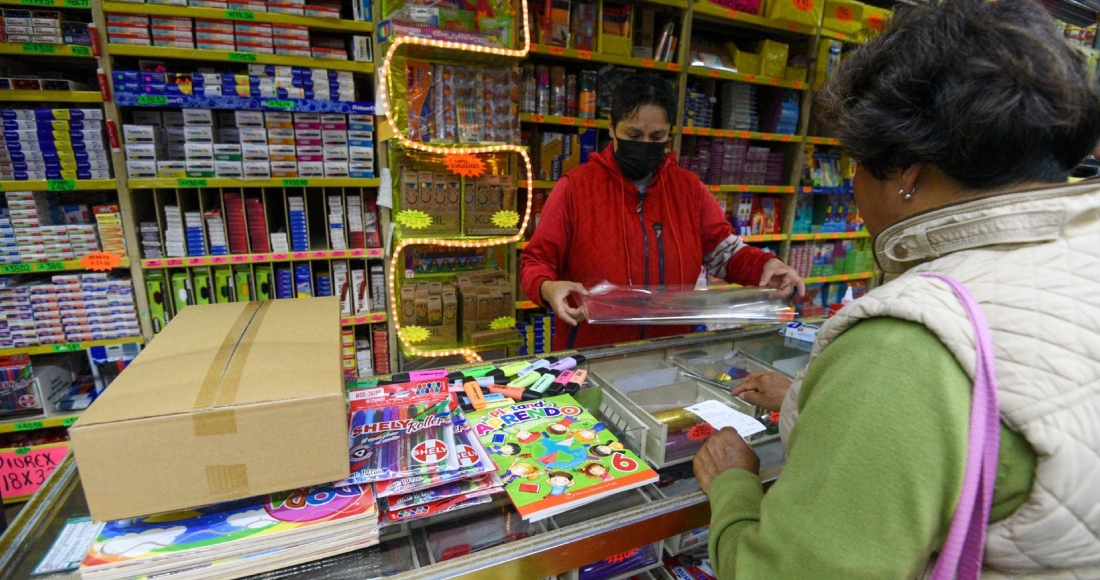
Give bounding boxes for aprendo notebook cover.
[466,394,658,521]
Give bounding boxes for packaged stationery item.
[383,490,502,523]
[466,395,658,521]
[80,482,379,580]
[381,472,503,511]
[582,283,796,325]
[344,390,460,483]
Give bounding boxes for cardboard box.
[69,299,348,522]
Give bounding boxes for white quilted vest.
[778,182,1100,577]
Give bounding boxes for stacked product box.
[123,109,373,179]
[93,205,127,257]
[371,326,389,373]
[112,66,355,100]
[0,280,37,347]
[0,210,17,265]
[310,34,347,60]
[341,327,357,381]
[1,109,109,181]
[2,9,90,45]
[106,13,151,46]
[53,274,141,342]
[152,16,194,48]
[195,18,234,51]
[235,22,273,54]
[3,192,106,263]
[273,24,310,57]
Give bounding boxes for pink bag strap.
[922,274,1001,580]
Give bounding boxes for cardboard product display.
[69,298,348,522]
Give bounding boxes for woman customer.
[694,0,1100,577]
[520,73,804,351]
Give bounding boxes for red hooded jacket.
[520,146,778,351]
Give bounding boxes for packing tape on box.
[192,300,271,436]
[206,463,250,500]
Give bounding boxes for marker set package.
[382,472,503,512]
[343,391,460,484]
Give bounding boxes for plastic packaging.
[581,282,795,325]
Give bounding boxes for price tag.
[14,421,45,432]
[353,316,367,325]
[266,99,294,110]
[1,264,33,274]
[530,114,545,123]
[136,95,168,106]
[547,45,564,55]
[781,135,793,142]
[22,0,56,6]
[186,257,206,266]
[350,249,364,257]
[669,63,681,71]
[738,131,751,139]
[46,179,76,191]
[793,81,805,89]
[788,23,801,31]
[251,254,269,262]
[769,77,780,85]
[725,9,740,18]
[744,74,757,82]
[0,443,70,499]
[292,252,308,259]
[708,185,720,192]
[79,251,122,272]
[22,43,56,54]
[61,417,78,427]
[166,258,184,266]
[708,69,720,78]
[225,9,255,19]
[580,118,596,127]
[310,251,327,259]
[272,253,288,260]
[52,343,80,353]
[34,261,64,272]
[768,186,778,193]
[331,250,346,258]
[738,185,749,192]
[228,52,257,62]
[70,45,90,56]
[63,0,90,6]
[209,256,228,264]
[282,178,308,187]
[641,58,655,68]
[230,255,249,263]
[177,178,207,187]
[145,259,163,267]
[577,50,592,60]
[559,116,576,126]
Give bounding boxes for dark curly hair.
[816,0,1100,190]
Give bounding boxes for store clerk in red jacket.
[521,73,805,351]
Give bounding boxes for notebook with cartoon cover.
[466,394,658,521]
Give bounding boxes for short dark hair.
[816,0,1100,190]
[611,73,677,128]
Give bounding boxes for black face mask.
[613,138,667,181]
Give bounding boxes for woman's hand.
[540,280,589,326]
[760,258,806,298]
[731,371,793,413]
[694,427,760,494]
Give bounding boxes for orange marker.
[464,380,487,410]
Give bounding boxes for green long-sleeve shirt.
[707,317,1037,578]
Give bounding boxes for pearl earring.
[899,187,914,200]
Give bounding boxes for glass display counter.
[0,325,809,580]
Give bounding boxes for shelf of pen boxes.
[0,192,126,266]
[104,0,367,21]
[0,273,142,350]
[679,138,789,188]
[123,108,374,180]
[1,108,110,182]
[0,341,139,421]
[515,310,553,356]
[526,0,682,63]
[587,348,780,469]
[341,323,390,382]
[403,60,520,146]
[105,12,368,61]
[396,269,518,347]
[112,65,362,103]
[393,152,519,237]
[0,8,93,48]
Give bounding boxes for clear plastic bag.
[581,282,795,325]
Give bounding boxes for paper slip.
[684,400,767,438]
[32,516,105,575]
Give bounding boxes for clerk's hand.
[730,371,792,413]
[541,280,589,326]
[694,427,760,494]
[760,258,806,298]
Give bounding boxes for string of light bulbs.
[379,8,534,362]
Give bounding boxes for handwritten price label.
[166,258,184,266]
[310,251,327,259]
[738,185,750,192]
[580,118,596,127]
[769,77,780,85]
[145,259,163,267]
[71,45,90,56]
[177,178,207,187]
[64,0,90,6]
[22,43,56,54]
[272,253,288,260]
[266,100,294,110]
[781,135,793,142]
[225,9,255,19]
[137,95,169,106]
[793,81,805,89]
[745,74,757,82]
[231,255,249,263]
[34,261,64,272]
[46,179,76,191]
[725,9,740,18]
[530,114,545,123]
[292,252,308,259]
[79,251,122,272]
[0,443,69,499]
[251,254,269,262]
[209,256,228,264]
[443,152,487,178]
[282,178,308,187]
[669,63,681,71]
[547,45,565,56]
[0,264,32,274]
[51,343,80,353]
[577,50,592,60]
[186,257,205,266]
[228,52,257,62]
[559,116,576,126]
[349,249,365,257]
[331,250,346,258]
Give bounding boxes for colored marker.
[509,370,544,388]
[516,357,557,377]
[548,355,586,373]
[499,360,534,377]
[489,384,527,401]
[464,380,487,410]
